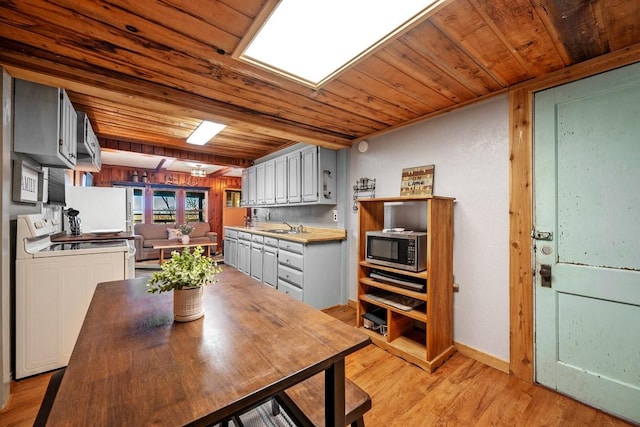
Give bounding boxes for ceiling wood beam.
[99,138,251,169]
[155,158,168,173]
[0,52,354,150]
[210,167,233,178]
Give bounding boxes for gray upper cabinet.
[263,159,276,205]
[274,156,287,204]
[247,166,257,206]
[242,144,336,207]
[14,79,77,168]
[254,160,275,205]
[301,146,318,202]
[255,162,265,205]
[301,146,336,205]
[75,112,102,172]
[286,150,302,203]
[241,169,249,206]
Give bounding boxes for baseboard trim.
[347,299,357,309]
[454,341,509,373]
[0,393,13,414]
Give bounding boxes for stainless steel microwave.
[365,231,427,272]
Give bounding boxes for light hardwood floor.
[0,305,633,427]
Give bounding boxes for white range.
[15,213,132,379]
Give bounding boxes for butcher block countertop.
[225,224,346,243]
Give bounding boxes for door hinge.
[531,229,553,241]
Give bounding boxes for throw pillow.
[167,228,182,240]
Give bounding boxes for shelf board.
[357,327,456,373]
[359,261,427,280]
[359,294,427,323]
[358,327,430,371]
[357,195,455,203]
[359,277,427,301]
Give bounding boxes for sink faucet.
[283,221,304,232]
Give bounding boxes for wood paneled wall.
[93,165,242,246]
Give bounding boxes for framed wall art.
[12,159,44,204]
[400,164,434,197]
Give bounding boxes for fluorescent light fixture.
[241,0,439,86]
[187,121,226,145]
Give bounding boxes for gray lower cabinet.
[223,229,238,268]
[225,228,342,309]
[262,237,278,288]
[277,239,342,309]
[277,279,303,302]
[237,232,251,275]
[250,234,264,281]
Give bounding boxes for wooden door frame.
[508,43,640,383]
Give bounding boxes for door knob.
[540,264,552,288]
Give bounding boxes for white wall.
[1,69,12,409]
[347,95,510,361]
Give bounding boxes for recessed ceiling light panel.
[187,120,226,145]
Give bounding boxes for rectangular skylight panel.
[242,0,438,85]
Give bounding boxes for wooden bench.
[274,373,371,427]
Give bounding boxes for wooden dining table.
[46,268,370,426]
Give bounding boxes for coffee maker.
[64,208,81,235]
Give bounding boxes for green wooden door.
[534,61,640,423]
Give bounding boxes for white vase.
[173,286,204,322]
[181,234,190,244]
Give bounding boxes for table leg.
[325,359,346,427]
[159,249,165,264]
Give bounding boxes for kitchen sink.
[259,229,301,234]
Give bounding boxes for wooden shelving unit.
[356,196,455,372]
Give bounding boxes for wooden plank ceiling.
[1,0,639,168]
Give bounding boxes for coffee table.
[152,241,217,263]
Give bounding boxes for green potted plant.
[179,223,194,244]
[146,246,222,322]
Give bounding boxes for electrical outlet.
[332,209,338,222]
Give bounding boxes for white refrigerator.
[65,186,134,233]
[65,186,136,277]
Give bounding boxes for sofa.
[133,222,218,261]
